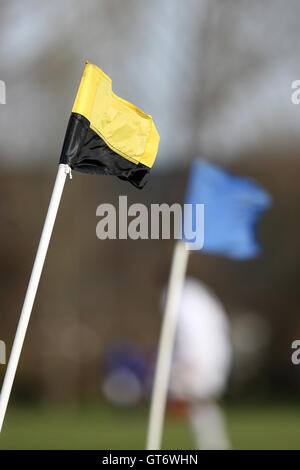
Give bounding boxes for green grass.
[0,402,300,449]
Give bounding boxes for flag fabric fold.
[183,159,272,258]
[60,62,160,188]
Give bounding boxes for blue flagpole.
[146,240,190,450]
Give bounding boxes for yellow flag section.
[73,62,159,168]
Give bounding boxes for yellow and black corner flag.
[60,62,159,188]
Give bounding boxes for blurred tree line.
[0,154,300,402]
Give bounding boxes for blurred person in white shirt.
[168,277,232,450]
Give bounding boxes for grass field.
[0,402,299,450]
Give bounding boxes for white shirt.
[170,278,232,400]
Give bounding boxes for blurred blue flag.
[183,159,272,259]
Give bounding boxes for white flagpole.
[146,240,190,450]
[0,163,71,432]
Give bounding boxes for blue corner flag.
[183,159,272,259]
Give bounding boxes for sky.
[0,0,300,169]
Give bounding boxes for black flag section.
[60,113,150,189]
